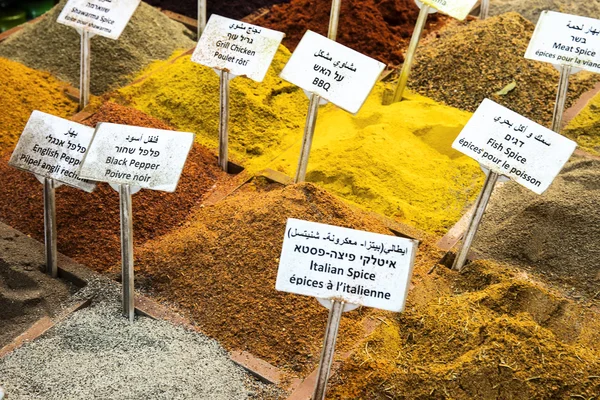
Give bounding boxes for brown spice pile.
[256,0,448,66]
[473,157,600,298]
[328,260,600,399]
[407,12,599,127]
[0,102,228,273]
[134,179,399,374]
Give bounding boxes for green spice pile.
[0,1,195,95]
[564,90,600,155]
[489,0,600,23]
[407,13,599,127]
[473,157,600,298]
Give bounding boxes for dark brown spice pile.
[473,157,600,298]
[143,0,291,21]
[0,102,228,273]
[256,0,448,66]
[134,179,398,374]
[407,12,599,127]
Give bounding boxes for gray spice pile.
[407,12,599,127]
[473,157,600,299]
[0,1,195,95]
[489,0,600,23]
[0,295,251,399]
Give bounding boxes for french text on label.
[525,11,600,74]
[9,111,96,192]
[452,99,576,194]
[276,219,417,312]
[280,30,385,115]
[418,0,478,21]
[57,0,141,40]
[191,14,284,82]
[79,123,194,192]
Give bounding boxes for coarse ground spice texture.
[143,0,291,21]
[327,260,600,399]
[256,0,448,66]
[113,47,308,171]
[0,1,195,95]
[564,91,600,155]
[473,157,600,299]
[490,0,600,23]
[134,180,397,374]
[270,85,484,234]
[408,13,600,128]
[0,102,228,273]
[0,58,78,151]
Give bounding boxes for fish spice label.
[452,99,576,194]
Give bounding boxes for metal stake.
[218,69,230,172]
[327,0,342,40]
[479,0,490,20]
[294,93,321,183]
[197,0,207,39]
[79,30,91,111]
[452,171,499,272]
[43,178,57,278]
[392,5,430,103]
[312,300,344,400]
[551,65,572,133]
[119,183,135,322]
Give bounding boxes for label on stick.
[525,11,600,74]
[418,0,478,20]
[79,123,194,192]
[9,111,96,192]
[192,15,284,82]
[280,30,385,114]
[276,219,417,312]
[452,99,576,195]
[57,0,141,40]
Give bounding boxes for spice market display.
[0,0,599,399]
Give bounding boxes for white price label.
[276,219,417,312]
[280,30,385,114]
[418,0,478,20]
[452,99,576,194]
[192,15,284,82]
[79,123,194,192]
[57,0,141,40]
[525,11,600,74]
[9,111,96,192]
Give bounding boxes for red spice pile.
[0,102,228,273]
[256,0,448,66]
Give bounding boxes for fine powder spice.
[256,0,448,66]
[0,57,78,151]
[134,180,394,374]
[473,158,600,298]
[490,0,600,23]
[407,13,600,128]
[327,260,600,399]
[0,102,228,273]
[564,91,600,155]
[143,0,291,21]
[114,47,308,171]
[0,1,195,95]
[269,85,483,234]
